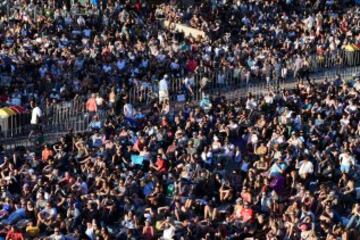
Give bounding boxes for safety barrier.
[127,50,360,105]
[1,65,359,149]
[1,51,359,139]
[0,97,87,139]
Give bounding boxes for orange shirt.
[42,148,53,162]
[86,98,97,112]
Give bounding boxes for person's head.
[46,202,52,209]
[30,100,37,108]
[11,225,18,232]
[145,219,151,227]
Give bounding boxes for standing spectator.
[184,74,195,100]
[339,150,356,174]
[28,100,42,139]
[41,144,53,163]
[86,94,98,115]
[123,102,135,120]
[159,75,169,104]
[294,55,304,81]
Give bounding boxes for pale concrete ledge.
[163,20,207,39]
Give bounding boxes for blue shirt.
[143,182,154,197]
[269,162,287,176]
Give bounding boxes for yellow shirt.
[26,226,40,237]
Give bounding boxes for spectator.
[86,94,98,114]
[0,1,360,240]
[5,226,24,240]
[28,100,42,138]
[159,75,169,104]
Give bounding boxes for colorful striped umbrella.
[0,108,17,118]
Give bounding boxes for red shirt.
[186,59,198,73]
[0,94,8,103]
[240,207,254,223]
[6,230,24,240]
[134,0,142,12]
[155,158,167,173]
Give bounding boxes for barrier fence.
[0,97,89,140]
[0,50,360,147]
[1,65,359,149]
[127,49,360,106]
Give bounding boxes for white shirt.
[40,207,57,219]
[124,103,134,119]
[339,153,355,166]
[159,79,169,93]
[31,106,42,125]
[163,225,176,240]
[264,95,274,104]
[245,98,257,110]
[95,96,104,106]
[298,161,314,176]
[224,143,235,157]
[49,234,65,240]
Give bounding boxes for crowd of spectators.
[0,71,360,240]
[0,0,360,239]
[0,0,360,110]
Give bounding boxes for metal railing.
[127,50,360,105]
[0,97,88,139]
[0,50,359,147]
[0,117,91,149]
[0,65,359,149]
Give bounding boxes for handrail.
[1,65,359,149]
[0,51,359,146]
[127,50,360,105]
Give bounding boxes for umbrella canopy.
[345,44,357,52]
[0,108,17,118]
[9,106,27,114]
